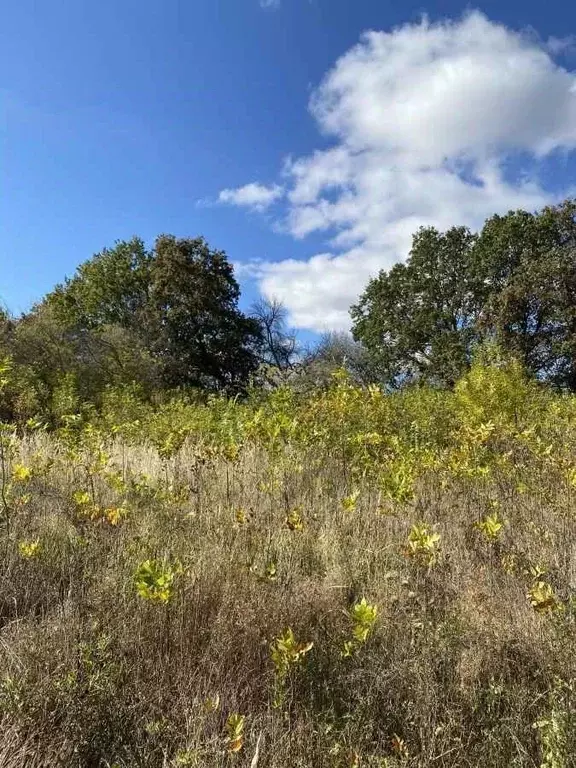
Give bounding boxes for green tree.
[478,201,576,390]
[352,200,576,390]
[351,226,480,387]
[6,304,157,423]
[486,243,576,389]
[145,235,261,390]
[48,237,151,331]
[474,201,576,294]
[45,234,261,393]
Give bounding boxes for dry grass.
[0,431,575,767]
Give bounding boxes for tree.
[145,235,261,390]
[486,245,576,390]
[48,237,151,331]
[352,200,576,391]
[5,303,159,422]
[250,297,298,370]
[478,201,576,389]
[0,308,13,353]
[44,234,262,393]
[300,332,377,387]
[351,226,480,387]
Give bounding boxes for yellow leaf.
[18,539,41,559]
[12,464,31,483]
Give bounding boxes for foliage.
[48,237,152,330]
[475,512,503,542]
[533,679,573,768]
[351,225,480,387]
[18,538,41,559]
[225,713,246,754]
[1,330,576,765]
[270,628,313,707]
[144,235,262,391]
[134,559,181,604]
[405,523,441,569]
[527,581,563,614]
[352,200,576,390]
[1,234,263,424]
[343,598,378,657]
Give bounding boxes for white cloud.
[308,13,576,162]
[260,0,280,9]
[230,12,576,330]
[218,182,284,211]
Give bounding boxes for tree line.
[1,199,576,422]
[0,234,360,422]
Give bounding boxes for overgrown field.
[1,360,576,767]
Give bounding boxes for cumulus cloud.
[218,182,284,211]
[308,13,576,162]
[230,12,576,331]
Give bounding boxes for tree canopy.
[2,201,576,426]
[43,235,262,393]
[0,235,265,421]
[352,200,576,390]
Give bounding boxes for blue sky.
[2,0,576,330]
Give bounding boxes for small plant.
[501,552,518,574]
[475,511,503,542]
[11,464,32,483]
[0,675,23,715]
[405,523,440,568]
[351,752,362,768]
[174,749,200,767]
[103,469,128,494]
[144,718,167,736]
[341,490,360,513]
[103,505,128,526]
[391,734,409,760]
[270,627,313,707]
[381,459,415,503]
[225,713,246,753]
[134,559,181,604]
[528,581,563,614]
[329,743,361,767]
[18,539,41,559]
[285,509,304,531]
[72,489,92,508]
[343,598,378,657]
[13,493,31,508]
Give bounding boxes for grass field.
[1,360,576,767]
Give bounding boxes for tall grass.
[1,360,576,766]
